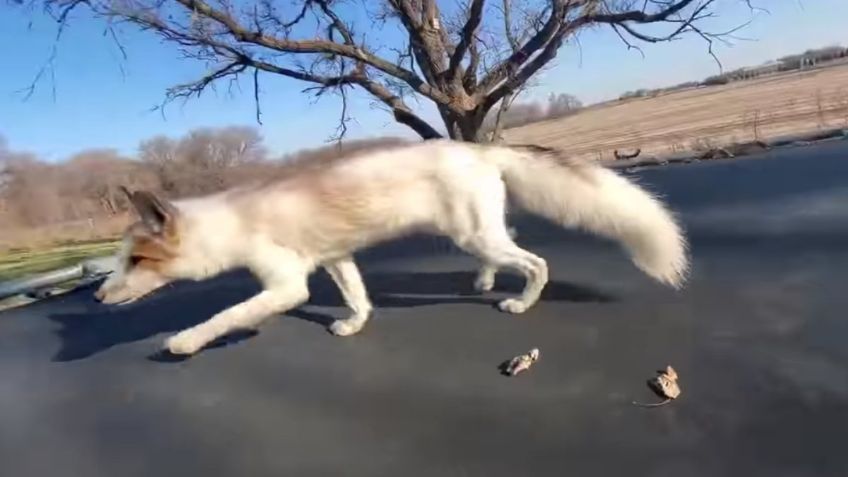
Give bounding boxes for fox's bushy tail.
[487,145,689,288]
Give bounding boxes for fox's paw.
[165,331,207,355]
[474,274,495,292]
[498,298,529,314]
[329,319,366,337]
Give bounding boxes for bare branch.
[608,1,714,43]
[16,1,80,102]
[250,57,442,139]
[253,67,262,125]
[353,75,443,139]
[462,38,480,91]
[327,84,351,144]
[51,0,87,24]
[315,0,355,46]
[17,45,57,101]
[605,0,754,72]
[610,23,645,59]
[165,62,249,103]
[254,0,309,34]
[170,0,456,109]
[477,0,571,97]
[106,24,128,61]
[500,0,519,51]
[16,0,748,143]
[480,0,742,111]
[447,0,485,80]
[586,0,698,24]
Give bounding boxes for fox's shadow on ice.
[49,266,614,362]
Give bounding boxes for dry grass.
[504,64,848,161]
[0,216,126,284]
[0,215,130,253]
[0,240,120,282]
[0,240,121,311]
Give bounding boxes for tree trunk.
[434,104,490,142]
[436,107,462,140]
[437,110,484,143]
[457,118,482,142]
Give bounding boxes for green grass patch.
[0,240,120,282]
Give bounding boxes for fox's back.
[236,140,498,259]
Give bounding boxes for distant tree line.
[0,129,405,247]
[620,45,848,100]
[482,92,584,133]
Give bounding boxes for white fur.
[485,146,689,288]
[99,139,689,355]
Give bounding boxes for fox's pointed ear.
[124,188,178,236]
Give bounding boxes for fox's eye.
[129,256,143,266]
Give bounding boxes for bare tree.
[138,135,180,193]
[481,89,582,134]
[0,136,16,220]
[20,0,752,143]
[501,101,547,128]
[0,153,64,226]
[66,148,157,215]
[139,126,269,196]
[546,92,581,118]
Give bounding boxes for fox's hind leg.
[465,235,548,314]
[324,256,373,336]
[446,175,547,314]
[472,227,515,293]
[474,263,497,292]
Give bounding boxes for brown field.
[504,64,848,161]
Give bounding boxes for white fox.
[94,139,689,355]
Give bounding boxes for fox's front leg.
[324,257,373,337]
[165,246,310,355]
[165,281,309,355]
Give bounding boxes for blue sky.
[1,0,845,161]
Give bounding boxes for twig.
[253,67,263,125]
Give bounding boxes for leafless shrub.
[690,137,717,152]
[745,109,762,141]
[669,143,683,153]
